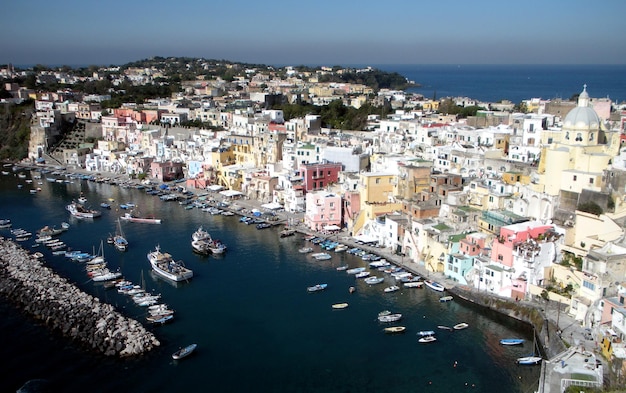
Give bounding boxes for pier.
[0,237,159,357]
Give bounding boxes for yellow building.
[351,172,402,235]
[538,86,620,197]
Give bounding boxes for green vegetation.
[438,99,485,117]
[0,100,34,160]
[275,100,392,131]
[560,252,583,270]
[578,201,603,216]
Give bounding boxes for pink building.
[491,221,553,268]
[304,191,342,231]
[150,161,184,182]
[298,161,341,193]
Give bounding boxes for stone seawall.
[449,286,567,359]
[0,238,159,357]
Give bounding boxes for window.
[497,254,503,261]
[589,178,594,184]
[583,280,595,291]
[573,175,577,181]
[376,178,380,184]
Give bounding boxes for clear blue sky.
[2,0,625,67]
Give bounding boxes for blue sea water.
[372,64,626,104]
[0,170,541,393]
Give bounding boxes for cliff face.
[0,100,34,160]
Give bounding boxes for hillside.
[0,100,34,160]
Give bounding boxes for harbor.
[0,165,541,392]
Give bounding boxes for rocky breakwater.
[0,238,160,357]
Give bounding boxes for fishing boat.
[378,313,402,323]
[37,225,66,237]
[147,245,193,282]
[66,202,102,218]
[383,326,406,334]
[453,322,469,330]
[418,335,437,343]
[279,228,296,238]
[500,338,525,346]
[424,280,445,292]
[121,211,161,224]
[439,295,454,302]
[331,303,349,309]
[307,283,328,292]
[172,344,197,360]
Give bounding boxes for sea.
[370,64,626,104]
[1,169,540,393]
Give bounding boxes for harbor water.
[1,169,540,392]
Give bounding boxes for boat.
[147,245,193,282]
[355,271,370,279]
[121,211,161,224]
[336,264,349,271]
[383,285,400,293]
[346,267,366,275]
[383,326,406,334]
[417,330,436,336]
[364,276,384,285]
[37,225,66,237]
[172,344,197,360]
[403,281,423,288]
[378,313,402,323]
[113,219,128,252]
[313,253,332,260]
[500,338,525,346]
[424,280,445,292]
[453,322,469,330]
[256,223,272,230]
[516,332,542,365]
[307,283,328,292]
[191,226,227,255]
[331,303,349,309]
[66,202,102,218]
[298,247,313,253]
[100,202,111,209]
[279,228,296,238]
[439,295,454,302]
[418,335,437,343]
[0,219,11,228]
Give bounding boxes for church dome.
[562,85,601,132]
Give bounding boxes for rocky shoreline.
[0,237,159,357]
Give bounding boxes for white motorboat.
[364,276,384,285]
[418,335,437,343]
[66,202,101,218]
[121,212,161,224]
[378,313,402,323]
[355,271,370,279]
[424,280,445,292]
[383,285,400,293]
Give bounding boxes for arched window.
[565,132,570,140]
[576,133,583,142]
[589,132,594,141]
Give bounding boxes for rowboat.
[453,322,469,330]
[383,285,400,293]
[418,335,437,343]
[516,356,542,365]
[172,343,197,360]
[424,280,445,292]
[332,303,349,309]
[500,338,525,346]
[439,295,453,302]
[383,326,406,334]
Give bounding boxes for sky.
[2,0,626,67]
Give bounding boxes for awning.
[324,225,341,231]
[261,202,283,210]
[219,190,243,197]
[208,184,224,191]
[353,234,378,244]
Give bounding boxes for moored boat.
[147,245,193,282]
[172,343,197,360]
[378,313,402,323]
[500,338,525,346]
[66,202,101,219]
[331,303,349,309]
[298,247,313,254]
[307,283,328,292]
[424,280,445,292]
[383,326,406,334]
[383,285,400,293]
[439,295,453,302]
[453,322,469,330]
[418,335,437,343]
[121,212,161,224]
